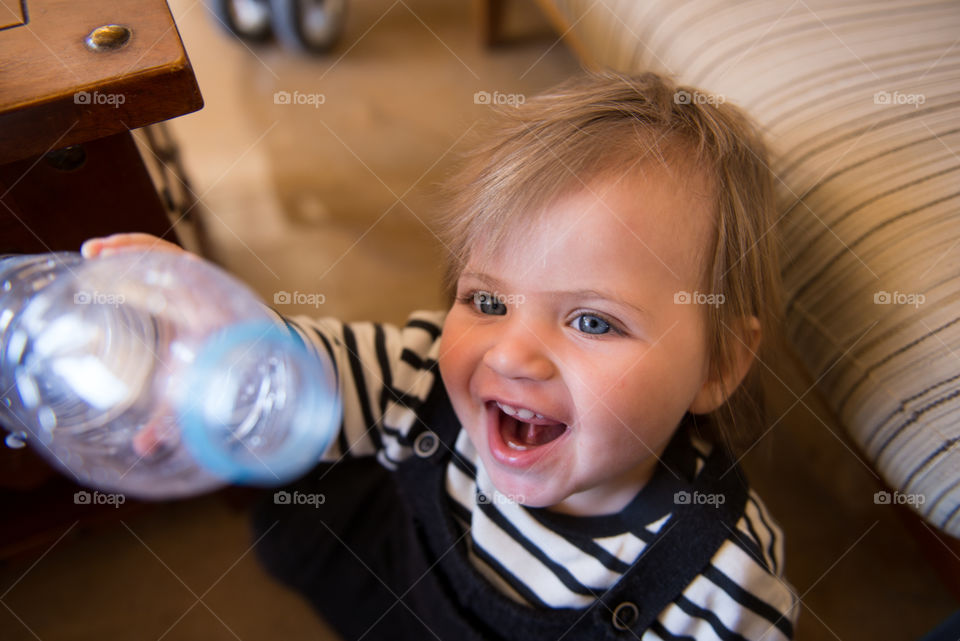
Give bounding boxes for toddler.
[84,71,797,640]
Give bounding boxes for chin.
[483,465,565,508]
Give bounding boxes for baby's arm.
[274,311,445,466]
[80,233,445,467]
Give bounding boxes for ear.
[689,315,761,414]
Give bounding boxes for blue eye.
[473,291,507,316]
[576,314,611,335]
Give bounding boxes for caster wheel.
[210,0,274,43]
[270,0,347,54]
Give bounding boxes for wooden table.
[0,0,203,253]
[0,0,204,553]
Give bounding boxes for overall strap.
[590,441,749,635]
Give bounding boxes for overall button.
[611,601,639,631]
[413,431,439,458]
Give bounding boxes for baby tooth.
[516,408,535,420]
[499,403,517,415]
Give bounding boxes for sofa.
[530,0,960,543]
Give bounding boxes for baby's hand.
[81,233,186,258]
[81,236,192,459]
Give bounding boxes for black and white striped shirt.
[282,309,799,640]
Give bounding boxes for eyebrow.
[459,272,652,319]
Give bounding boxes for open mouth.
[493,401,567,451]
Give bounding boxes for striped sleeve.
[279,309,447,466]
[653,496,798,641]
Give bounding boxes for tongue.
[516,421,565,446]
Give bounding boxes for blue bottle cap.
[179,321,340,485]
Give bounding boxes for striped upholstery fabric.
[538,0,960,535]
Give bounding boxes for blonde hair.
[438,70,783,455]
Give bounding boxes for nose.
[481,321,557,382]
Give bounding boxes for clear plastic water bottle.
[0,251,340,499]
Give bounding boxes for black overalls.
[252,383,749,640]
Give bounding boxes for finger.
[82,233,184,258]
[132,422,162,458]
[80,238,104,258]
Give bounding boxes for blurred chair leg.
[138,123,216,260]
[477,0,508,47]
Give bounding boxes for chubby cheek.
[577,354,689,447]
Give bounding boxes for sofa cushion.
[541,0,960,535]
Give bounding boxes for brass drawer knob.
[85,24,132,51]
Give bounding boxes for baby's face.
[438,165,719,515]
